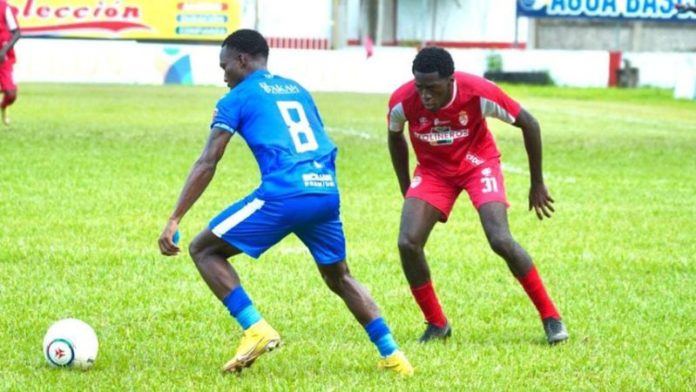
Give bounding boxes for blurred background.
[12,0,696,97]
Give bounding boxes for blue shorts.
[209,192,345,264]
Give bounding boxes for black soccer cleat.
[418,322,452,343]
[543,317,569,345]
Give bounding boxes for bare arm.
[388,130,411,197]
[513,108,555,220]
[0,29,19,62]
[158,128,232,255]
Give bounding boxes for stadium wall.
[13,39,696,95]
[531,19,696,52]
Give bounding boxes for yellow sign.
[14,0,240,41]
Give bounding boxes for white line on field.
[502,163,576,183]
[326,126,377,140]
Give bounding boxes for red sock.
[516,266,560,320]
[411,281,448,328]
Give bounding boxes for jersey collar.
[245,69,272,82]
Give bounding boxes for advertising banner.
[516,0,696,21]
[14,0,241,41]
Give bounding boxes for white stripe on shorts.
[211,198,265,237]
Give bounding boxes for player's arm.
[388,129,411,197]
[513,108,555,220]
[159,128,232,255]
[387,97,411,196]
[0,7,19,63]
[0,29,19,60]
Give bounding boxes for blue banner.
[517,0,696,21]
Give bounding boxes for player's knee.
[397,235,423,256]
[488,234,514,257]
[188,237,206,263]
[322,271,349,294]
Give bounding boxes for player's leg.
[0,64,17,126]
[295,194,413,376]
[199,195,290,372]
[399,198,452,342]
[316,261,379,324]
[477,202,533,277]
[317,261,411,376]
[466,161,567,344]
[398,167,459,342]
[398,197,441,287]
[188,228,243,300]
[477,202,567,344]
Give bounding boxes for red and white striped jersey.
[388,72,521,178]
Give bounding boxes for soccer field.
[1,83,695,391]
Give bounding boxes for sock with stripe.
[364,317,399,357]
[222,286,263,330]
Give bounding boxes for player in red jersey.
[0,0,19,126]
[387,47,568,344]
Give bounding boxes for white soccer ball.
[43,318,99,369]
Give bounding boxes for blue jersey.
[211,70,338,200]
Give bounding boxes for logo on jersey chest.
[413,114,470,146]
[413,125,469,146]
[458,111,469,126]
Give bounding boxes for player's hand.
[528,183,555,220]
[158,219,181,256]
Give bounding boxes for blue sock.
[364,317,398,357]
[222,286,262,330]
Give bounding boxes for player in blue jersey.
[157,29,413,376]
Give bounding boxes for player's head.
[219,29,269,89]
[412,46,455,112]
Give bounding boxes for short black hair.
[412,47,454,78]
[222,29,269,59]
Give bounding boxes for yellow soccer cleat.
[222,319,281,373]
[378,350,414,377]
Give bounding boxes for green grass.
[1,83,695,391]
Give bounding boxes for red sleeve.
[387,80,414,132]
[476,78,521,123]
[456,72,520,123]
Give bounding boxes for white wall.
[240,0,524,45]
[624,52,696,89]
[256,0,332,38]
[395,0,524,44]
[13,39,693,93]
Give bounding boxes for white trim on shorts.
[211,198,265,237]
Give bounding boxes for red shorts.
[405,160,509,221]
[0,61,16,91]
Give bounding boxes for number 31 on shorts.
[481,177,498,193]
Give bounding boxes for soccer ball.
[43,318,99,369]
